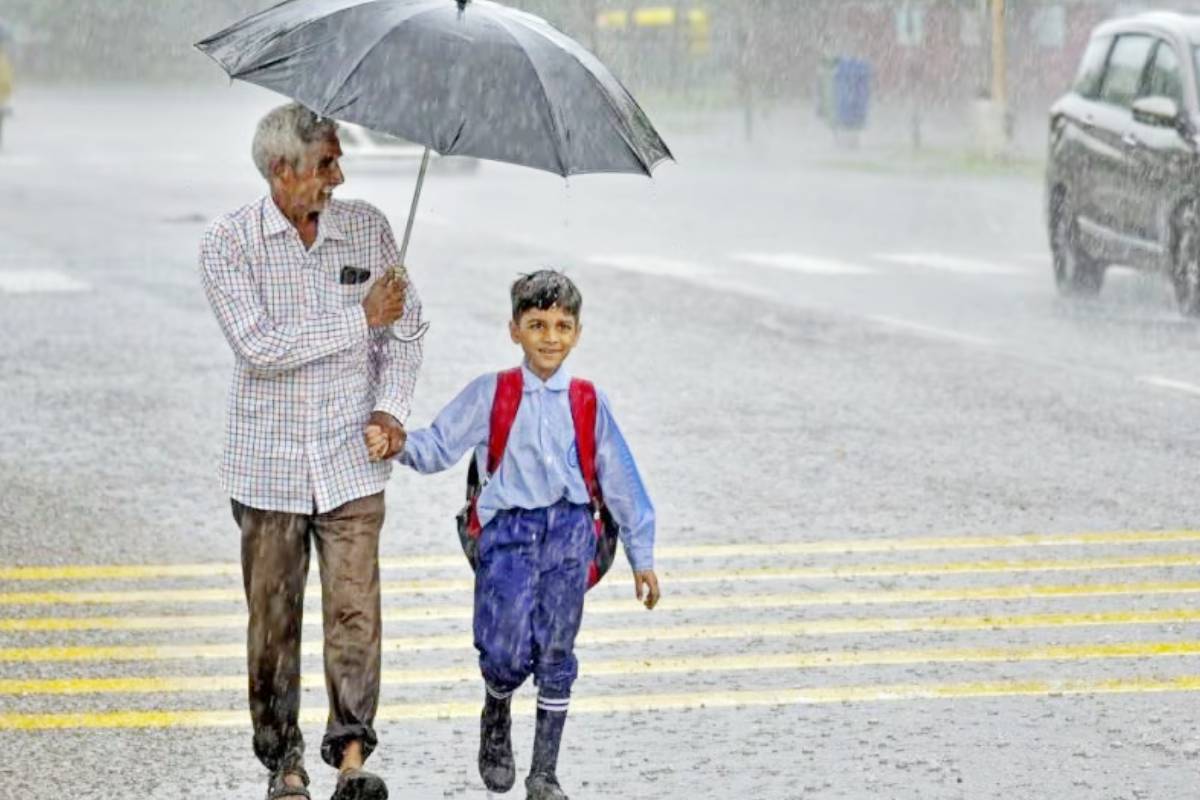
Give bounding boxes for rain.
[2,0,1200,798]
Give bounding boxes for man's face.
[274,134,344,217]
[509,305,581,379]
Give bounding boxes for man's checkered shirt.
[200,196,423,514]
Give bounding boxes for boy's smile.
[510,305,581,381]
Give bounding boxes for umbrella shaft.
[398,147,432,267]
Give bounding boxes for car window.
[1142,41,1185,105]
[1073,36,1112,97]
[1098,34,1154,108]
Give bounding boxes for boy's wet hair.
[510,270,582,320]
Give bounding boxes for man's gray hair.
[251,102,339,180]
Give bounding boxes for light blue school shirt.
[398,363,655,571]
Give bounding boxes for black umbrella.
[196,0,673,273]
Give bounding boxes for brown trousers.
[232,492,385,772]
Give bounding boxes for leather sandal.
[266,766,311,799]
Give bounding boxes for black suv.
[1047,12,1200,314]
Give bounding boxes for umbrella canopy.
[196,0,672,178]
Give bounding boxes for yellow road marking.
[0,563,245,582]
[5,604,1200,663]
[0,674,247,695]
[660,529,1200,557]
[4,639,1200,696]
[0,613,250,633]
[5,553,1200,606]
[3,529,1198,582]
[5,580,1200,634]
[0,588,247,606]
[6,674,1200,729]
[665,553,1200,583]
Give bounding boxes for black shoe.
[331,768,388,800]
[479,701,516,792]
[525,772,569,800]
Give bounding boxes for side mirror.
[1132,96,1183,129]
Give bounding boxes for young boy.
[365,270,660,800]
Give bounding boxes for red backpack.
[455,368,620,589]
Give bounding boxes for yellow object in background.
[633,7,676,27]
[595,6,710,54]
[596,10,628,30]
[0,50,12,107]
[687,8,710,56]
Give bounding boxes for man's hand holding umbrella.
[362,266,408,329]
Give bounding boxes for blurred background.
[7,4,1200,798]
[4,0,1200,159]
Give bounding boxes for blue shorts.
[473,499,596,699]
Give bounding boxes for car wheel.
[1172,202,1200,316]
[1050,188,1103,296]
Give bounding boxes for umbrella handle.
[398,146,432,268]
[388,146,433,344]
[389,320,431,343]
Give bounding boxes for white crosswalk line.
[875,252,1028,275]
[0,270,90,294]
[731,252,876,275]
[1139,376,1200,397]
[587,254,712,277]
[869,315,996,347]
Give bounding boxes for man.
[199,102,420,800]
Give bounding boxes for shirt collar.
[261,196,292,237]
[521,362,571,393]
[319,204,347,242]
[259,196,347,243]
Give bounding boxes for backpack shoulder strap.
[568,378,601,502]
[487,368,524,475]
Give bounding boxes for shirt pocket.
[324,268,372,312]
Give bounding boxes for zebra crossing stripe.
[4,530,1197,582]
[5,674,1200,730]
[6,580,1200,635]
[4,605,1200,663]
[6,553,1200,607]
[5,639,1200,697]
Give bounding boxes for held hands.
[364,411,406,462]
[362,266,408,328]
[634,570,661,610]
[364,424,389,461]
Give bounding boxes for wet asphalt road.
[1,85,1199,799]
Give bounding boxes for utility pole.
[990,0,1006,121]
[584,0,599,55]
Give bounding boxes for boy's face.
[509,305,581,380]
